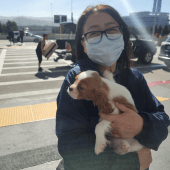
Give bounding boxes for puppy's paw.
[95,138,108,155]
[114,140,130,155]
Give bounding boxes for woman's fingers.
[98,112,118,122]
[115,102,131,112]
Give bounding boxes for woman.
[56,4,170,170]
[36,34,48,72]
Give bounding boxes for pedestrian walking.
[36,34,48,72]
[19,28,24,45]
[8,28,14,45]
[56,4,170,170]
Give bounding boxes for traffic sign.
[54,15,60,23]
[54,15,67,23]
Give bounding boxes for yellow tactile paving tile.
[0,105,33,127]
[0,97,170,127]
[0,102,57,127]
[156,97,170,102]
[32,102,57,121]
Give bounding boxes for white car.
[14,31,43,43]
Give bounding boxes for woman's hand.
[99,102,144,139]
[137,147,152,170]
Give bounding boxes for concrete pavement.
[0,40,170,170]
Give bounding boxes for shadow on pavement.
[34,66,71,80]
[131,60,170,74]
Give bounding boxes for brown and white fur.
[68,70,143,155]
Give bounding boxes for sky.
[0,0,170,20]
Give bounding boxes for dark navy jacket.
[56,58,170,170]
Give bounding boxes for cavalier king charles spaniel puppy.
[68,70,143,155]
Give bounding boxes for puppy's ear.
[93,88,114,114]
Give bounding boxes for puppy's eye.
[77,86,83,91]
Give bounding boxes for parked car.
[159,37,170,56]
[158,37,170,67]
[130,32,157,64]
[13,31,43,43]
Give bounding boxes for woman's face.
[81,12,120,71]
[81,12,120,53]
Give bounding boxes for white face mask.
[85,34,124,67]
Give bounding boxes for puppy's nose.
[69,87,73,92]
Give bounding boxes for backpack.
[20,30,24,36]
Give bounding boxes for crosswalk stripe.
[0,69,69,76]
[2,64,68,69]
[0,88,60,100]
[3,61,57,64]
[0,49,7,75]
[5,55,38,58]
[4,58,39,61]
[0,76,65,86]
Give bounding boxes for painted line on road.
[148,80,170,87]
[0,69,69,76]
[5,55,37,58]
[156,97,170,102]
[0,49,7,75]
[4,46,36,49]
[0,88,60,100]
[0,96,169,128]
[3,60,57,64]
[2,64,68,69]
[4,58,38,61]
[0,76,65,86]
[0,101,57,127]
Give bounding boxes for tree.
[2,24,6,33]
[0,22,2,33]
[163,25,169,35]
[6,20,12,32]
[149,27,153,35]
[158,25,163,33]
[11,21,18,31]
[154,24,158,34]
[5,20,18,32]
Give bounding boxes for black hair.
[43,34,48,38]
[75,4,133,69]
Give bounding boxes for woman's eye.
[77,86,83,91]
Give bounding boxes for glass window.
[166,37,170,42]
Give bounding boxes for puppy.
[68,70,143,155]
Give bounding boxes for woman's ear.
[81,40,87,54]
[93,88,114,114]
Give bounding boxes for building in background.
[152,0,162,15]
[122,11,169,28]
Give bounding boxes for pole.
[152,0,158,40]
[71,0,72,13]
[60,25,62,39]
[51,3,53,27]
[71,0,73,23]
[17,10,19,28]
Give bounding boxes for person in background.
[36,34,48,72]
[56,4,170,170]
[19,28,24,45]
[8,28,14,45]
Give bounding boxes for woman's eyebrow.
[88,25,99,30]
[105,22,118,26]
